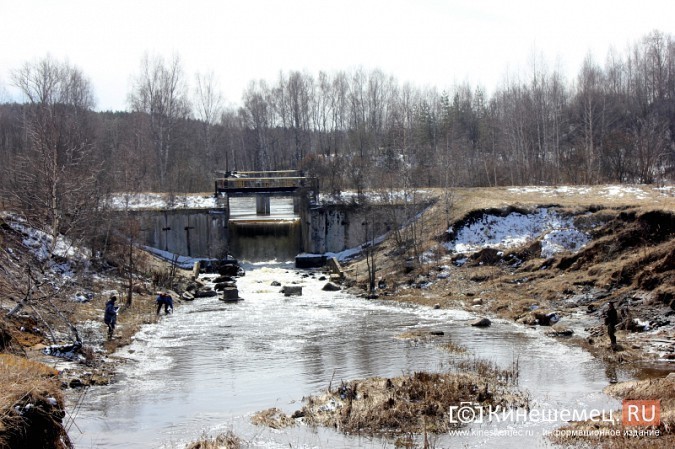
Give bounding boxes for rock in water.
[470,318,492,327]
[322,282,341,291]
[281,286,302,296]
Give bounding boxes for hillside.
[347,185,675,362]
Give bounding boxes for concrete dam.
[130,171,426,263]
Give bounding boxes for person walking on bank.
[104,295,119,340]
[605,301,619,350]
[156,291,174,315]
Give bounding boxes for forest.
[0,30,673,219]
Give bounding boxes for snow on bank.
[445,208,590,258]
[142,246,206,270]
[107,193,219,210]
[1,213,90,265]
[107,190,434,211]
[507,184,673,199]
[1,213,92,299]
[319,190,431,205]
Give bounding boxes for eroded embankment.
[370,205,674,360]
[0,351,71,449]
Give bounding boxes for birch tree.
[194,70,223,161]
[10,55,99,255]
[129,53,191,189]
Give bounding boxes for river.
[68,262,626,449]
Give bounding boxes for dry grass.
[257,356,527,439]
[251,407,296,429]
[549,375,675,448]
[299,370,525,436]
[0,353,69,449]
[0,354,61,421]
[439,341,467,354]
[185,430,241,449]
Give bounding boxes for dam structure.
[214,170,319,262]
[131,173,425,264]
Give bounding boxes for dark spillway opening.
[227,219,301,262]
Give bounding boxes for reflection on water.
[69,263,624,448]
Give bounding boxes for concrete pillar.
[255,194,271,215]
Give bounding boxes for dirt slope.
[347,185,675,362]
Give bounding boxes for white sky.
[1,0,673,112]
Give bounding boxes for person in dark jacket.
[104,296,119,340]
[156,292,174,315]
[605,301,619,349]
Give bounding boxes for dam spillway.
[215,171,316,262]
[227,196,302,262]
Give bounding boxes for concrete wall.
[135,209,228,258]
[302,203,412,254]
[136,202,420,260]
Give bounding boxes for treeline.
[1,30,674,203]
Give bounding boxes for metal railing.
[215,171,319,195]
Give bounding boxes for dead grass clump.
[456,356,520,385]
[395,330,446,344]
[0,353,59,378]
[396,330,432,341]
[296,367,525,437]
[251,407,296,429]
[185,430,241,449]
[550,375,675,448]
[604,375,675,402]
[0,355,70,449]
[0,354,61,418]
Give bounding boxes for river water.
[69,262,626,449]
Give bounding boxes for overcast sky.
[1,0,673,112]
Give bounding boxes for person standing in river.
[104,295,119,340]
[156,291,174,315]
[605,301,619,350]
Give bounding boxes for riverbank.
[345,186,674,363]
[339,185,674,446]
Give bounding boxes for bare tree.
[241,80,275,170]
[9,55,100,256]
[194,71,223,160]
[575,55,606,183]
[285,71,313,165]
[631,114,671,183]
[129,52,191,189]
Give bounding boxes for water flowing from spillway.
[69,263,625,448]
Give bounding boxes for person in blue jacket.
[156,291,174,315]
[104,296,119,340]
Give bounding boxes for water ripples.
[70,263,622,449]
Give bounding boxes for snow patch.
[1,214,90,275]
[107,193,219,210]
[142,246,210,270]
[506,184,672,200]
[446,208,589,258]
[318,189,431,205]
